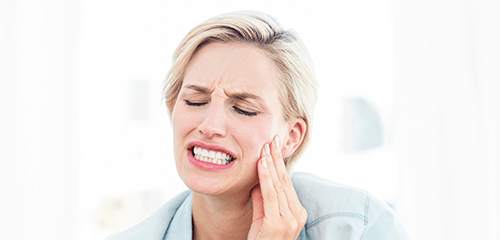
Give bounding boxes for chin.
[175,151,259,197]
[177,168,225,196]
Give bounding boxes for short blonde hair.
[163,11,317,172]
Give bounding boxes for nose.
[197,101,227,139]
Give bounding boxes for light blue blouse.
[106,172,409,239]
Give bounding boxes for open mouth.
[190,146,235,166]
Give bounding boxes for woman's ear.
[282,118,307,159]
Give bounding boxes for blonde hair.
[163,11,317,172]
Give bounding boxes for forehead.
[183,42,279,96]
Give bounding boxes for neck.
[192,190,254,240]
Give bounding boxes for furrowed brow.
[229,92,262,101]
[184,85,262,102]
[185,84,210,93]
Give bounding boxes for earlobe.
[282,118,307,159]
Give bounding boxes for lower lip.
[188,150,235,171]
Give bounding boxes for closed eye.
[233,106,258,116]
[185,100,207,107]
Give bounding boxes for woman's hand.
[248,135,308,240]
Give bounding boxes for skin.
[171,42,307,239]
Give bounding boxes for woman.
[107,11,409,240]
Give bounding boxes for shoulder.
[292,172,409,239]
[105,190,191,240]
[292,172,370,217]
[291,172,370,228]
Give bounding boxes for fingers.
[252,135,307,239]
[258,136,293,219]
[270,136,303,213]
[267,135,308,237]
[265,137,292,217]
[257,148,280,219]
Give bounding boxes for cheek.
[172,105,199,153]
[232,117,274,162]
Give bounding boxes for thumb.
[250,185,264,222]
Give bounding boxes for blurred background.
[1,0,499,239]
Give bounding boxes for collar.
[164,192,193,240]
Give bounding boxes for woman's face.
[172,42,289,197]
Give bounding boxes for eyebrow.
[184,84,263,101]
[185,84,210,93]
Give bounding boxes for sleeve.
[361,196,410,240]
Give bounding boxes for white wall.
[0,0,79,239]
[393,0,500,239]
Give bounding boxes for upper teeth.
[193,147,233,165]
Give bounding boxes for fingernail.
[264,143,270,155]
[261,158,267,168]
[274,135,280,148]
